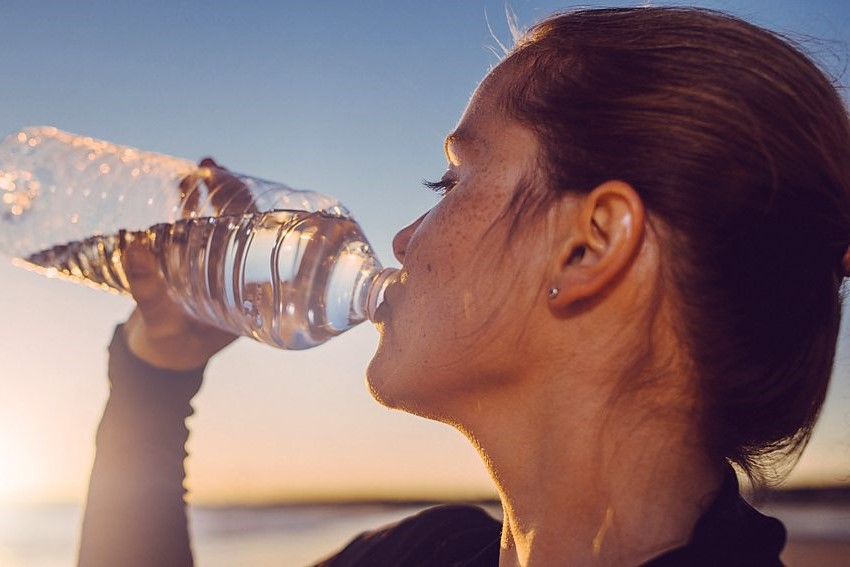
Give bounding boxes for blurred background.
[0,1,848,565]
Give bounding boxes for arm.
[77,325,204,567]
[78,226,237,566]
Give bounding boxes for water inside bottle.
[21,210,386,349]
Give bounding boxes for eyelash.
[422,176,457,196]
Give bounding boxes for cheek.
[409,185,504,275]
[400,208,465,293]
[411,184,524,308]
[401,242,513,361]
[369,241,542,411]
[372,182,534,374]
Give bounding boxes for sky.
[1,0,849,506]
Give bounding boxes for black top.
[77,326,787,566]
[313,466,787,567]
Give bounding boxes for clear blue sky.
[1,0,849,504]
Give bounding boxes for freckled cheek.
[409,229,463,283]
[405,190,497,290]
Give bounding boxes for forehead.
[443,58,541,169]
[449,59,522,142]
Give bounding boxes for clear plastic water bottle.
[0,126,399,349]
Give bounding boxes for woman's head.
[501,7,850,481]
[368,81,554,416]
[371,7,850,485]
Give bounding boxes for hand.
[121,157,251,370]
[122,235,238,370]
[180,157,259,218]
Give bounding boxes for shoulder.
[315,504,500,567]
[385,504,499,537]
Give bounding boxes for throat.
[467,419,723,567]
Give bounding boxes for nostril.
[392,212,427,263]
[392,229,409,263]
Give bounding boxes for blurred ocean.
[0,500,848,566]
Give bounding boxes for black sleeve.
[77,325,206,567]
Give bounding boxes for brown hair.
[502,7,850,484]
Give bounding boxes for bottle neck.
[366,267,400,322]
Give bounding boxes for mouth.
[373,299,391,323]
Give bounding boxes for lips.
[373,279,402,323]
[373,297,391,323]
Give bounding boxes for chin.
[365,353,398,408]
[365,357,434,419]
[366,363,410,412]
[367,333,404,406]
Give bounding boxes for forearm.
[78,325,205,567]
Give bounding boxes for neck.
[456,378,723,567]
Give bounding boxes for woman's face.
[367,72,556,418]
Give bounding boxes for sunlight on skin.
[591,506,614,557]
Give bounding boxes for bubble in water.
[242,299,264,330]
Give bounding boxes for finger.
[178,169,202,219]
[176,157,225,220]
[130,278,193,339]
[123,240,161,296]
[198,158,258,216]
[123,239,157,279]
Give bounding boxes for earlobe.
[547,181,645,309]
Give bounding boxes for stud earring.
[548,287,560,299]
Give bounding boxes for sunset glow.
[0,0,849,515]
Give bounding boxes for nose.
[392,212,427,263]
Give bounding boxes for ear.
[548,180,645,309]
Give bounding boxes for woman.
[77,7,850,566]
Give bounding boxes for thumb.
[123,237,166,305]
[123,236,195,338]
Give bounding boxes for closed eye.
[422,176,458,197]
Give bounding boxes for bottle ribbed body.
[0,126,397,350]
